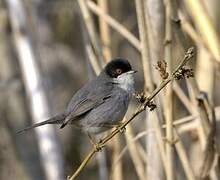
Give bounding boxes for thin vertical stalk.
[6,0,64,179]
[0,8,37,179]
[135,1,167,179]
[98,0,111,61]
[111,138,123,180]
[196,46,214,100]
[143,1,166,179]
[77,0,104,63]
[135,0,153,87]
[164,0,174,179]
[195,0,218,103]
[174,130,196,180]
[85,45,101,74]
[124,125,145,180]
[184,0,220,62]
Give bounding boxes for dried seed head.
[155,60,169,80]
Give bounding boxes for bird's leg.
[87,133,104,151]
[87,133,97,145]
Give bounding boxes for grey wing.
[67,94,111,117]
[60,80,114,128]
[81,88,130,134]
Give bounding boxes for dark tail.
[60,114,71,129]
[17,113,67,134]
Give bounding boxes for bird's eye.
[116,68,122,75]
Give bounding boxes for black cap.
[105,58,132,78]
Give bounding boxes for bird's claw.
[94,143,105,152]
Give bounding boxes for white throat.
[114,72,135,93]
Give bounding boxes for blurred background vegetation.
[0,0,220,180]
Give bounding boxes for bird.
[17,58,136,139]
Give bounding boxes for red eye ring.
[116,68,122,75]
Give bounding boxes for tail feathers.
[60,115,72,129]
[17,113,66,134]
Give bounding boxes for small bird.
[18,58,136,138]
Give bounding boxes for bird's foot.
[87,133,105,151]
[94,143,105,152]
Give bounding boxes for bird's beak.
[128,70,138,74]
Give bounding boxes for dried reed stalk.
[7,1,64,179]
[174,129,196,180]
[164,0,175,179]
[184,0,220,62]
[135,0,167,179]
[77,0,104,63]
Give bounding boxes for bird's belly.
[85,126,110,134]
[77,92,130,134]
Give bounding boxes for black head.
[105,58,132,78]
